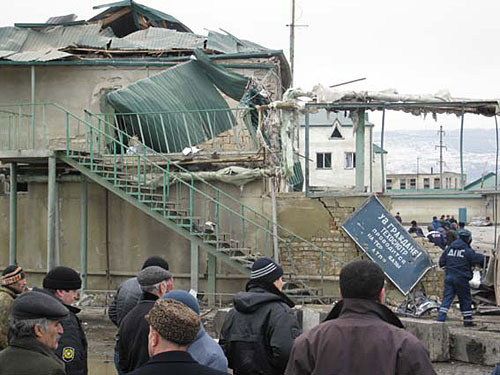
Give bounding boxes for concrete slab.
[434,361,495,375]
[449,327,500,366]
[401,318,449,362]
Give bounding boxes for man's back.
[285,299,435,375]
[118,296,156,373]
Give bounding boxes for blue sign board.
[342,196,433,295]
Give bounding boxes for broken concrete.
[400,318,449,362]
[449,327,500,366]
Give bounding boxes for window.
[400,179,406,190]
[345,152,356,169]
[386,179,393,190]
[409,178,416,189]
[316,153,332,169]
[423,178,430,189]
[5,182,28,193]
[434,178,441,189]
[330,124,343,139]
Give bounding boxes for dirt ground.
[80,307,498,375]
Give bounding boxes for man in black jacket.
[219,257,301,375]
[128,299,225,375]
[118,266,173,373]
[41,266,87,375]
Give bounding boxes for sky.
[1,0,500,131]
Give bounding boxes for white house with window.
[298,110,387,192]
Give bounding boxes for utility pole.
[289,0,295,86]
[435,125,447,189]
[287,0,308,86]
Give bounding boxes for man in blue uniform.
[437,229,484,326]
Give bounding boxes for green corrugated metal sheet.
[288,161,304,191]
[111,28,204,50]
[91,0,192,33]
[106,50,249,153]
[206,30,267,54]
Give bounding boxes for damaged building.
[0,1,322,302]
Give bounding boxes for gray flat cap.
[138,266,172,287]
[12,291,69,320]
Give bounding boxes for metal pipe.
[190,242,199,292]
[80,178,88,293]
[494,115,499,251]
[460,108,465,190]
[380,109,386,192]
[55,182,60,265]
[9,163,17,264]
[207,254,216,307]
[271,177,279,262]
[30,65,35,148]
[47,155,56,271]
[355,109,366,191]
[305,108,310,196]
[289,0,295,86]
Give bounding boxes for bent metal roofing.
[0,4,270,63]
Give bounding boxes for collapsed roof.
[0,1,279,64]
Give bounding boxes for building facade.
[298,110,387,192]
[386,171,465,191]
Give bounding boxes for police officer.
[437,229,484,326]
[38,266,88,375]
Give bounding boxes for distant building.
[386,171,465,191]
[299,110,387,192]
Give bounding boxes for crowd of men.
[0,252,496,374]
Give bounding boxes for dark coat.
[118,292,157,373]
[439,238,485,280]
[285,298,435,375]
[128,351,226,375]
[219,286,301,375]
[35,288,88,375]
[108,277,142,327]
[0,337,66,375]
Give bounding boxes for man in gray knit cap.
[0,290,69,375]
[118,266,173,373]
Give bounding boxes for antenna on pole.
[435,125,447,189]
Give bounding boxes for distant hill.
[373,129,498,182]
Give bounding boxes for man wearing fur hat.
[0,290,69,375]
[128,299,226,375]
[219,257,301,375]
[0,265,27,350]
[118,266,174,373]
[40,266,87,375]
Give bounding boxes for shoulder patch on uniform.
[62,347,75,362]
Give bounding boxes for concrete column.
[80,178,88,293]
[355,109,366,191]
[207,253,216,307]
[47,156,56,271]
[190,242,199,292]
[9,163,17,265]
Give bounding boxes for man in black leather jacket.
[219,257,301,375]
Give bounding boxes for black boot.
[464,320,476,327]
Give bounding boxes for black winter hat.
[250,257,283,284]
[43,266,82,290]
[142,256,169,271]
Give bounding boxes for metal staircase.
[1,103,344,302]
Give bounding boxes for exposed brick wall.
[277,194,445,303]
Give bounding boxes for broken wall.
[276,193,444,302]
